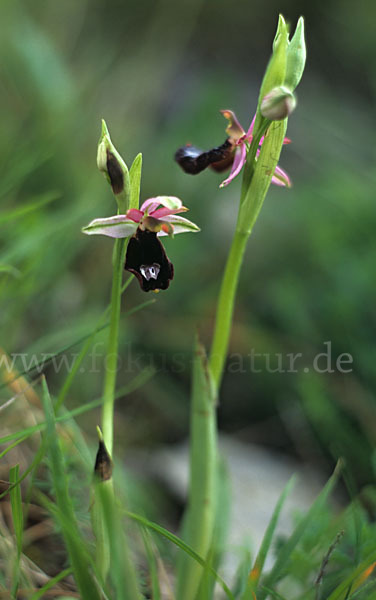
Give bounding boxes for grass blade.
[0,367,155,449]
[126,510,235,600]
[327,554,376,600]
[141,527,162,600]
[29,567,72,600]
[257,461,342,600]
[10,464,23,597]
[0,191,59,225]
[242,475,296,599]
[0,297,155,394]
[41,377,101,600]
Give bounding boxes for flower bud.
[97,120,130,213]
[285,17,306,92]
[261,86,296,120]
[94,429,113,482]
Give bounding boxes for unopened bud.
[97,120,130,213]
[285,17,306,92]
[94,433,113,482]
[261,86,296,120]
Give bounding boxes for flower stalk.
[210,16,305,390]
[90,123,143,597]
[101,236,127,456]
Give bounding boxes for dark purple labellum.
[94,440,113,481]
[106,150,124,194]
[125,228,174,292]
[174,139,234,175]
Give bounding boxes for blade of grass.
[28,567,72,600]
[259,586,288,600]
[231,547,252,598]
[55,275,134,413]
[176,336,217,600]
[257,461,343,600]
[0,191,59,225]
[347,579,376,599]
[41,377,101,600]
[0,297,155,394]
[327,554,376,600]
[0,367,155,498]
[0,365,155,447]
[10,464,23,597]
[242,475,296,599]
[125,510,235,600]
[141,526,162,600]
[0,436,28,460]
[37,491,111,600]
[0,437,48,501]
[9,464,23,554]
[0,264,21,278]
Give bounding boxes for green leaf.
[129,153,142,210]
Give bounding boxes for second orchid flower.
[175,109,291,188]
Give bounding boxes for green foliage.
[1,0,375,598]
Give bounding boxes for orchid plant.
[81,14,307,600]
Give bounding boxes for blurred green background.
[1,0,376,487]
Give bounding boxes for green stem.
[209,229,249,389]
[101,237,127,457]
[209,118,286,392]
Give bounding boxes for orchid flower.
[175,109,291,189]
[82,196,199,292]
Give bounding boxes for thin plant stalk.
[101,236,127,457]
[209,118,287,390]
[209,229,248,389]
[92,146,142,594]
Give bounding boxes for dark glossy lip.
[174,139,234,175]
[124,228,174,292]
